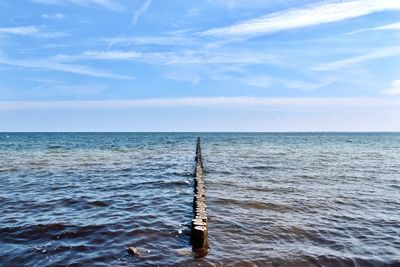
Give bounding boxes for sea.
[0,133,399,266]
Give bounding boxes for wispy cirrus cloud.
[345,22,400,35]
[209,71,332,90]
[131,0,152,26]
[51,48,281,66]
[314,47,400,71]
[345,21,400,35]
[210,0,290,10]
[0,56,132,79]
[52,50,141,61]
[50,48,326,89]
[0,82,106,99]
[384,80,400,96]
[42,13,65,19]
[186,6,202,17]
[25,84,108,97]
[375,22,400,30]
[107,0,152,48]
[0,26,40,36]
[1,97,400,110]
[31,0,124,11]
[104,35,195,47]
[0,25,68,38]
[203,0,400,37]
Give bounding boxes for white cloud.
[186,7,202,17]
[18,82,107,97]
[314,47,400,71]
[85,51,141,60]
[51,49,281,66]
[38,32,69,39]
[53,51,141,61]
[374,22,400,31]
[49,49,309,90]
[0,26,40,36]
[104,35,195,46]
[1,97,400,110]
[31,0,124,11]
[107,0,152,48]
[0,56,132,79]
[203,0,400,37]
[42,13,65,19]
[210,0,286,10]
[210,72,332,90]
[345,21,400,35]
[164,50,279,65]
[238,75,273,88]
[0,25,68,39]
[131,0,152,26]
[384,80,400,96]
[163,71,202,84]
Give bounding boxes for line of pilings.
[191,137,208,257]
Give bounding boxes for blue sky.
[0,0,400,131]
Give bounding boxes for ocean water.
[0,133,399,266]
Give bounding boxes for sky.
[0,0,400,132]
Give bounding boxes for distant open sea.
[0,133,399,266]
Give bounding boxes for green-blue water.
[1,133,399,266]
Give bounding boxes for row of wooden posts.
[129,138,208,258]
[191,137,208,257]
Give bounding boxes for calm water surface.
[0,133,399,266]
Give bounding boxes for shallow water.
[0,133,399,266]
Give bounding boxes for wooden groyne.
[191,137,208,257]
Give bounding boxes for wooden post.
[191,137,208,257]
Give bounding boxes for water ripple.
[1,133,399,266]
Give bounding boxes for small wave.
[175,256,400,267]
[78,162,101,167]
[305,255,396,267]
[0,223,69,240]
[212,170,234,175]
[34,244,90,254]
[251,187,273,193]
[213,198,291,211]
[26,160,49,167]
[244,165,280,170]
[134,180,190,188]
[168,171,193,177]
[127,228,178,238]
[0,167,18,173]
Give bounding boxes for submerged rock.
[127,246,140,256]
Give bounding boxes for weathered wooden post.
[191,137,208,257]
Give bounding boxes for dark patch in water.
[0,167,19,173]
[47,145,64,149]
[86,200,111,207]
